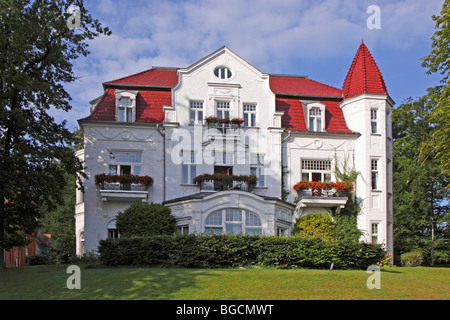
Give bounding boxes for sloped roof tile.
[342,41,388,99]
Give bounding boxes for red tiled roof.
[86,88,170,123]
[87,88,116,121]
[342,41,388,99]
[105,68,179,88]
[276,97,352,133]
[270,75,342,98]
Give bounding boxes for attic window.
[307,105,325,132]
[115,90,137,123]
[214,67,232,79]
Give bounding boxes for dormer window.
[306,103,325,132]
[214,67,232,79]
[118,97,132,122]
[115,90,137,123]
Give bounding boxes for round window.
[214,67,232,79]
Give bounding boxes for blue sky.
[61,0,444,130]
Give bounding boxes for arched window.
[205,209,262,235]
[107,220,119,239]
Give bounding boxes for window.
[176,225,189,235]
[371,109,378,134]
[371,223,379,243]
[216,101,230,120]
[301,159,332,181]
[182,151,197,184]
[205,209,262,235]
[115,91,137,123]
[107,220,119,239]
[250,154,265,187]
[371,159,378,190]
[214,151,234,165]
[117,97,133,122]
[190,101,203,124]
[308,106,324,132]
[214,67,232,79]
[109,151,142,176]
[243,104,256,127]
[277,227,288,237]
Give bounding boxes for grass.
[0,265,449,300]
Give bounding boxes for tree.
[293,212,335,241]
[420,0,450,181]
[40,171,76,264]
[332,155,363,243]
[392,93,449,264]
[0,0,110,268]
[116,202,176,238]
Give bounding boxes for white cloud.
[59,0,444,129]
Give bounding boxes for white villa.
[75,43,394,256]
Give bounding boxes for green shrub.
[98,234,385,269]
[401,251,424,267]
[115,202,175,238]
[293,212,335,241]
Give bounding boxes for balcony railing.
[193,173,257,192]
[95,174,153,202]
[101,182,148,191]
[199,180,254,192]
[293,180,352,209]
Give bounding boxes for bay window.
[205,209,262,235]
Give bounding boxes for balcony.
[293,180,353,209]
[204,117,245,139]
[95,174,153,202]
[193,173,257,193]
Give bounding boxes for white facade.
[75,46,394,256]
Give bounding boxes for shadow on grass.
[59,266,217,300]
[0,265,217,300]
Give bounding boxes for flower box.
[293,179,354,196]
[95,173,154,187]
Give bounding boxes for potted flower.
[230,117,246,126]
[204,116,220,124]
[219,117,230,124]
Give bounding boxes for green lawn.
[0,265,448,300]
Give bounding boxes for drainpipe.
[156,124,166,202]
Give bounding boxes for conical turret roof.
[342,41,388,99]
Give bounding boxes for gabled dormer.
[115,90,137,123]
[302,101,326,132]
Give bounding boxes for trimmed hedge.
[98,234,385,269]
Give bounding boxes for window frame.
[181,150,197,185]
[371,159,379,190]
[115,90,137,123]
[216,100,231,120]
[204,209,262,236]
[243,104,257,127]
[301,159,332,182]
[250,154,266,187]
[190,101,204,125]
[371,222,379,243]
[214,67,232,80]
[306,104,325,132]
[371,109,378,134]
[108,151,143,176]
